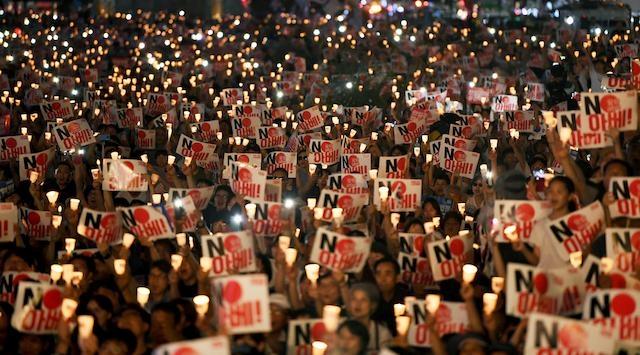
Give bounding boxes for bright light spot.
[216,32,223,39]
[71,89,78,96]
[284,199,295,209]
[179,10,185,16]
[174,198,183,208]
[138,42,145,49]
[202,60,209,67]
[313,29,320,36]
[564,16,574,25]
[346,82,353,89]
[232,214,242,224]
[339,25,346,33]
[276,91,283,98]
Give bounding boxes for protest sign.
[327,173,369,194]
[20,207,52,240]
[580,91,637,133]
[437,143,480,179]
[0,135,30,161]
[39,100,73,121]
[378,155,410,179]
[0,202,18,243]
[609,177,640,219]
[117,205,173,240]
[406,300,468,347]
[506,263,586,318]
[373,178,422,212]
[176,134,216,162]
[308,139,340,166]
[296,106,324,132]
[264,151,297,178]
[491,95,518,112]
[152,336,230,355]
[77,208,121,244]
[116,107,142,128]
[547,201,606,260]
[309,227,371,273]
[340,153,370,174]
[249,199,288,237]
[316,189,368,223]
[426,235,473,281]
[53,119,96,152]
[229,162,267,200]
[0,272,49,305]
[201,231,256,276]
[11,281,63,334]
[212,274,271,334]
[168,186,215,210]
[605,228,640,274]
[103,159,148,191]
[398,252,436,287]
[494,200,552,243]
[524,313,614,354]
[257,126,287,149]
[287,319,330,355]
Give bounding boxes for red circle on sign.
[192,143,203,153]
[600,95,620,113]
[243,106,252,115]
[238,168,252,182]
[533,273,548,294]
[321,142,332,152]
[454,151,465,161]
[611,273,627,289]
[28,211,40,225]
[391,181,406,198]
[268,127,278,137]
[138,131,146,139]
[516,204,535,222]
[237,155,250,163]
[52,102,61,110]
[632,232,640,251]
[612,293,636,316]
[462,127,472,137]
[558,324,588,350]
[567,214,588,231]
[417,259,429,272]
[12,273,30,287]
[275,153,286,164]
[101,214,116,228]
[268,205,282,220]
[173,347,198,355]
[342,175,356,188]
[202,122,211,131]
[336,239,355,254]
[157,96,165,104]
[223,280,242,303]
[224,235,241,253]
[36,153,48,165]
[348,155,359,167]
[407,122,417,131]
[630,180,640,199]
[242,118,252,128]
[134,208,150,223]
[311,322,326,341]
[449,238,464,256]
[414,236,424,254]
[338,195,353,209]
[397,157,406,171]
[5,138,16,149]
[302,111,311,120]
[454,140,466,149]
[124,161,135,170]
[68,122,80,133]
[43,288,63,309]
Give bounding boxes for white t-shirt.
[367,321,392,354]
[530,217,569,269]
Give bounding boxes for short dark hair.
[101,328,137,353]
[116,303,151,325]
[70,254,96,275]
[374,257,400,275]
[338,320,370,355]
[2,247,37,269]
[151,302,181,323]
[603,158,633,176]
[150,260,172,274]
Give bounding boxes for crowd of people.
[0,1,640,355]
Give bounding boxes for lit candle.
[483,293,498,314]
[171,254,183,270]
[200,257,212,272]
[393,303,406,317]
[305,264,320,285]
[322,305,341,332]
[307,198,317,209]
[193,295,210,316]
[61,298,78,320]
[245,203,256,220]
[123,233,135,248]
[278,235,290,252]
[368,169,378,180]
[425,294,441,314]
[569,251,582,268]
[65,238,76,254]
[600,257,614,274]
[176,233,187,247]
[69,198,80,211]
[285,248,298,267]
[137,287,150,306]
[77,315,94,338]
[379,186,389,201]
[50,264,63,283]
[114,259,126,275]
[396,315,411,336]
[462,264,478,284]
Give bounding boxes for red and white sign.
[11,281,63,334]
[257,126,287,149]
[506,263,586,318]
[176,134,216,162]
[437,143,480,179]
[53,119,96,152]
[609,177,640,219]
[340,153,370,174]
[491,95,518,112]
[0,272,49,305]
[310,227,371,273]
[39,100,73,121]
[0,135,30,161]
[223,153,262,180]
[466,87,492,105]
[247,199,288,237]
[77,208,121,245]
[398,252,436,288]
[526,83,545,102]
[494,200,552,243]
[583,289,640,344]
[287,319,332,355]
[192,120,220,142]
[296,106,324,132]
[394,116,427,145]
[117,206,173,241]
[145,93,171,116]
[18,148,53,181]
[152,336,230,355]
[220,88,243,106]
[308,139,340,166]
[264,151,297,178]
[604,228,640,274]
[316,189,368,223]
[103,159,148,191]
[378,155,410,179]
[615,43,638,58]
[231,116,261,139]
[580,91,638,133]
[213,274,271,334]
[556,110,610,149]
[373,178,422,212]
[168,186,215,210]
[0,203,18,243]
[501,111,536,133]
[136,129,156,150]
[547,202,606,261]
[448,124,476,139]
[327,173,369,194]
[20,207,52,240]
[524,313,614,354]
[441,134,477,151]
[426,235,473,281]
[229,162,267,200]
[201,231,256,276]
[406,300,468,347]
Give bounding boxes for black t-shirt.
[372,282,410,335]
[42,179,76,205]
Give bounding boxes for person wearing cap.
[266,293,290,355]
